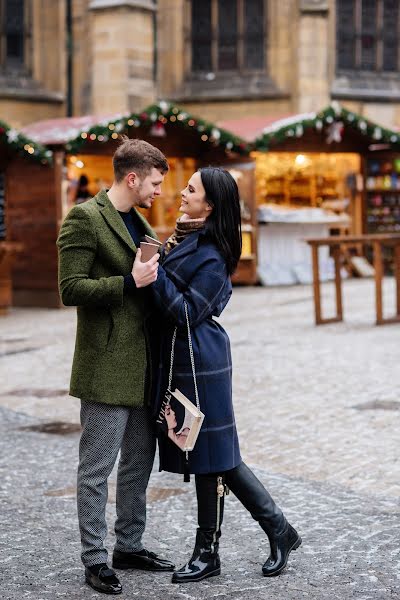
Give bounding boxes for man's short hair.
[113,136,169,182]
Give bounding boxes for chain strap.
[167,326,177,391]
[167,302,200,411]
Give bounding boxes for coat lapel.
[162,231,202,267]
[96,190,139,252]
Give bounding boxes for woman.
[150,167,301,583]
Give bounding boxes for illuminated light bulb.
[201,134,208,141]
[75,160,85,168]
[81,132,88,139]
[295,154,307,166]
[109,124,115,130]
[170,116,176,122]
[89,133,97,140]
[111,132,118,139]
[127,119,134,126]
[70,155,77,163]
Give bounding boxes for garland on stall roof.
[254,101,400,150]
[0,119,53,164]
[65,101,251,155]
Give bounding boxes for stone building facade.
[1,0,400,129]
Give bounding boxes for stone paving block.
[0,279,399,598]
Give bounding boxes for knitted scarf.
[164,217,206,256]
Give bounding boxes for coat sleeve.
[57,206,124,307]
[151,255,228,328]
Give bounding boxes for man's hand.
[132,249,159,288]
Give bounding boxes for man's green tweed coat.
[57,189,157,407]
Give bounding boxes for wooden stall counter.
[0,242,23,313]
[306,233,400,326]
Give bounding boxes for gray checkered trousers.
[77,401,156,566]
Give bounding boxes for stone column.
[297,0,330,113]
[157,0,185,99]
[89,0,156,114]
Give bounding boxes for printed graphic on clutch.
[156,389,204,452]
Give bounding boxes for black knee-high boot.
[171,473,225,583]
[225,462,301,576]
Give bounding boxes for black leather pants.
[225,461,287,535]
[194,461,286,536]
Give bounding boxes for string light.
[62,102,251,156]
[0,119,52,163]
[254,103,400,151]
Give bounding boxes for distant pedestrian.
[150,167,302,583]
[57,137,174,595]
[74,173,91,204]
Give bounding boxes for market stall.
[0,121,52,310]
[20,101,256,307]
[252,103,400,283]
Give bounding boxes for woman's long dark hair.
[199,167,242,275]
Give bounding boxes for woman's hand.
[132,248,159,288]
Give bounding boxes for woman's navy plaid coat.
[150,229,242,475]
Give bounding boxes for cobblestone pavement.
[0,278,399,599]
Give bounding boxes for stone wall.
[90,1,156,114]
[2,1,400,130]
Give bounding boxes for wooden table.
[306,234,400,326]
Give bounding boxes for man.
[57,137,174,595]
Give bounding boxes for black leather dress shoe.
[112,548,175,571]
[262,523,302,577]
[85,564,122,595]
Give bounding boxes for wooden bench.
[305,234,400,326]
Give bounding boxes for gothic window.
[0,0,31,72]
[191,0,212,72]
[190,0,266,73]
[336,0,400,73]
[244,0,265,70]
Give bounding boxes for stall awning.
[22,101,251,157]
[0,119,52,164]
[217,116,291,142]
[253,102,400,152]
[21,114,122,146]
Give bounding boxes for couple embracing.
[57,138,301,595]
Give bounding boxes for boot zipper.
[213,476,224,550]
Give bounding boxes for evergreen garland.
[65,101,251,155]
[254,102,400,150]
[0,120,53,164]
